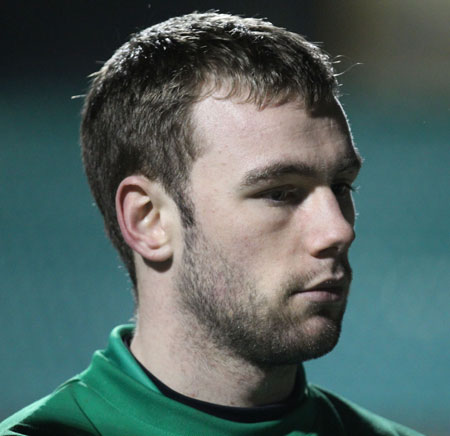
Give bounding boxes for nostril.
[315,245,341,259]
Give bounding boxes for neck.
[130,297,298,407]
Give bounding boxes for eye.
[259,186,304,205]
[331,182,356,197]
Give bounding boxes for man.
[1,12,423,436]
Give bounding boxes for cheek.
[194,194,299,268]
[224,212,299,270]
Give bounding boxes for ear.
[115,175,174,262]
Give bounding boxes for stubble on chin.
[175,227,350,367]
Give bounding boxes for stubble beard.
[175,225,350,368]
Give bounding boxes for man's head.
[81,12,361,365]
[81,12,339,294]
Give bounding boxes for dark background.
[1,1,449,434]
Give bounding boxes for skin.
[119,93,361,407]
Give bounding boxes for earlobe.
[115,176,174,262]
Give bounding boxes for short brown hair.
[81,12,338,293]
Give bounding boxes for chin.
[296,315,343,361]
[242,313,344,368]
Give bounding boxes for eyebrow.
[239,154,362,189]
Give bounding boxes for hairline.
[187,79,340,160]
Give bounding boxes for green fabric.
[0,325,424,436]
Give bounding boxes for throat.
[129,336,305,421]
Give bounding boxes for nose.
[303,187,355,258]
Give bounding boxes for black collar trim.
[126,336,305,423]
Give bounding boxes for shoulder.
[0,378,99,436]
[308,384,425,436]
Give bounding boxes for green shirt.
[0,325,424,436]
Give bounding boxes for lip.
[292,278,349,302]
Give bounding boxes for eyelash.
[259,186,305,205]
[331,183,358,197]
[259,183,358,205]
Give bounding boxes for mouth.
[291,278,349,303]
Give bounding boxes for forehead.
[190,95,359,183]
